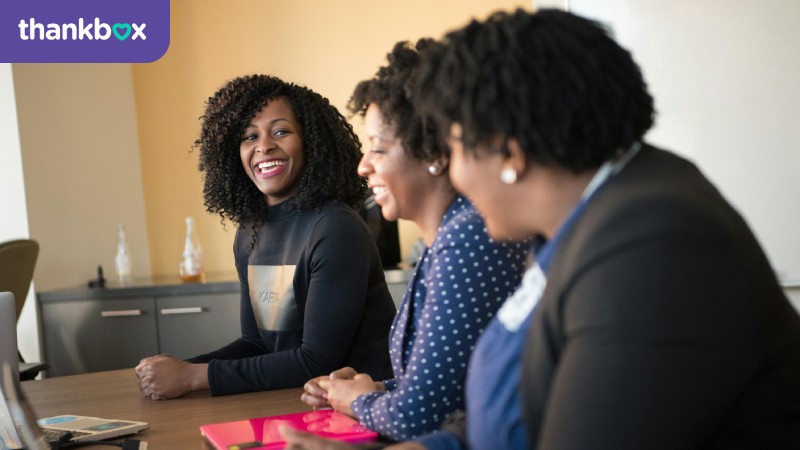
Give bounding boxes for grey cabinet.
[41,297,159,377]
[39,270,409,377]
[385,269,411,308]
[156,292,240,360]
[39,275,241,377]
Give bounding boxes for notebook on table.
[200,409,378,450]
[0,292,149,449]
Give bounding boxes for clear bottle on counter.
[179,216,205,283]
[115,223,134,286]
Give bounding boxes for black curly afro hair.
[414,9,655,172]
[196,74,366,227]
[347,38,446,162]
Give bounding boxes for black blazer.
[521,144,800,449]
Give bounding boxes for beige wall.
[13,64,152,291]
[10,1,529,359]
[11,1,532,296]
[133,0,531,277]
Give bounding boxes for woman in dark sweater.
[135,75,395,399]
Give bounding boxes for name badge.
[497,263,546,332]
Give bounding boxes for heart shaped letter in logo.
[112,23,132,41]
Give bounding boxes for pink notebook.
[200,409,378,450]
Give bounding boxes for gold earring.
[500,167,517,184]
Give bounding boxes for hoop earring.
[428,164,442,176]
[500,167,517,185]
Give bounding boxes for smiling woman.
[238,98,306,206]
[133,74,396,400]
[297,39,529,442]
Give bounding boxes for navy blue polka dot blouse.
[350,196,529,440]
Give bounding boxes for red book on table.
[200,409,378,450]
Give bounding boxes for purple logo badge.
[0,0,169,63]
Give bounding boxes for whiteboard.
[543,0,800,282]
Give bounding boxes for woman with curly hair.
[285,8,800,450]
[298,39,528,441]
[135,74,395,399]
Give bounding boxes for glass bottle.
[179,216,204,282]
[114,223,133,286]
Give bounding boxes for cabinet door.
[385,270,411,309]
[156,292,240,360]
[386,282,408,309]
[41,297,158,377]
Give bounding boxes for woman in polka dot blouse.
[299,39,529,441]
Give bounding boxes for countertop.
[38,269,412,302]
[37,272,241,302]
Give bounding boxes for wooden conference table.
[22,369,310,449]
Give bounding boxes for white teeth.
[372,187,387,195]
[257,160,286,171]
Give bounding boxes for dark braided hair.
[196,75,366,228]
[348,38,446,162]
[414,8,655,172]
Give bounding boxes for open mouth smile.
[255,159,287,177]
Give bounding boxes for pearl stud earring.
[500,167,517,184]
[428,165,442,175]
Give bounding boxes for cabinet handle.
[100,309,143,317]
[160,307,204,315]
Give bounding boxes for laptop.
[200,409,378,450]
[0,292,149,449]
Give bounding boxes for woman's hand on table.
[317,372,381,417]
[302,366,359,408]
[134,354,208,400]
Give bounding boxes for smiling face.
[357,103,433,223]
[239,98,306,206]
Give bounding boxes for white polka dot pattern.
[350,197,529,440]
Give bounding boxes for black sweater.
[189,200,395,396]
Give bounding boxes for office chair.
[0,238,49,380]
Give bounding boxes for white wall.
[536,0,800,311]
[0,63,39,362]
[562,0,800,283]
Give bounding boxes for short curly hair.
[414,9,655,172]
[348,39,446,162]
[196,74,366,227]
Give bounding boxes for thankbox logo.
[1,0,169,63]
[18,18,147,41]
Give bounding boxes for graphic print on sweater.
[248,264,299,331]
